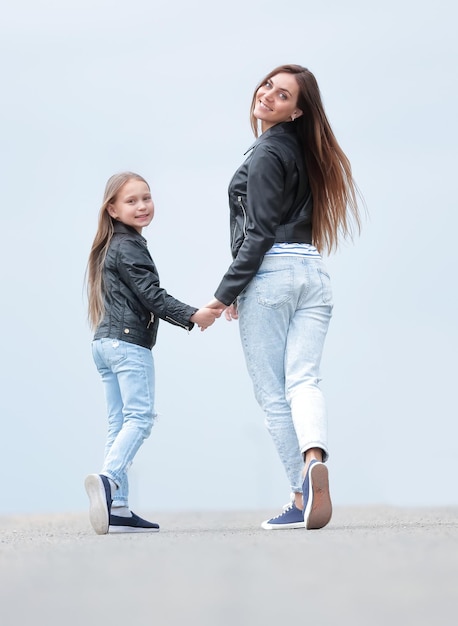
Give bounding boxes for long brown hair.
[250,64,364,253]
[85,172,149,330]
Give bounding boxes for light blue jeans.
[237,255,333,494]
[91,338,156,507]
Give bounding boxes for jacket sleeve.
[117,238,198,330]
[214,143,286,305]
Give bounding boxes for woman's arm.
[214,144,287,305]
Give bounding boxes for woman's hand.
[205,298,238,321]
[224,303,238,321]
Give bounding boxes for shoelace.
[271,502,295,520]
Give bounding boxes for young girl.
[206,65,363,530]
[85,171,221,534]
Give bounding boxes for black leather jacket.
[214,122,313,306]
[94,222,198,349]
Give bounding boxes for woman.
[207,64,363,530]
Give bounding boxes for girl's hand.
[190,307,223,331]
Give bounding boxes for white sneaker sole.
[84,474,110,535]
[261,520,305,530]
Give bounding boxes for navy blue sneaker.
[302,460,332,530]
[261,502,304,529]
[109,511,160,533]
[84,474,112,535]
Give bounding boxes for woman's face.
[253,72,302,131]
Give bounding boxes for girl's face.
[107,179,154,233]
[253,72,303,131]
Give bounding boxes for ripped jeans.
[237,254,333,494]
[91,338,156,507]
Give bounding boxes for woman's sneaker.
[302,460,332,529]
[261,502,304,529]
[109,511,160,533]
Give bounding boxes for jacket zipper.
[237,196,248,237]
[165,315,190,332]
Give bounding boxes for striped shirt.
[265,242,321,258]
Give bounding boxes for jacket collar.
[113,220,147,243]
[244,121,297,155]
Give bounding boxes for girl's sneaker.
[84,474,112,535]
[109,511,160,533]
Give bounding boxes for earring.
[291,112,296,121]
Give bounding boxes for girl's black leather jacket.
[94,221,197,349]
[214,122,313,306]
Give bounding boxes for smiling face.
[253,72,303,132]
[107,178,154,233]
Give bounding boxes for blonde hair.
[85,172,149,330]
[250,64,364,253]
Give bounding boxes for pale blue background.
[1,0,456,515]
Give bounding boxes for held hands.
[190,306,224,332]
[206,298,238,321]
[190,298,238,331]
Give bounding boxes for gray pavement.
[1,507,457,626]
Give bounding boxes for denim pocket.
[254,266,293,308]
[318,269,333,304]
[94,337,129,367]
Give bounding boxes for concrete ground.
[1,506,457,626]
